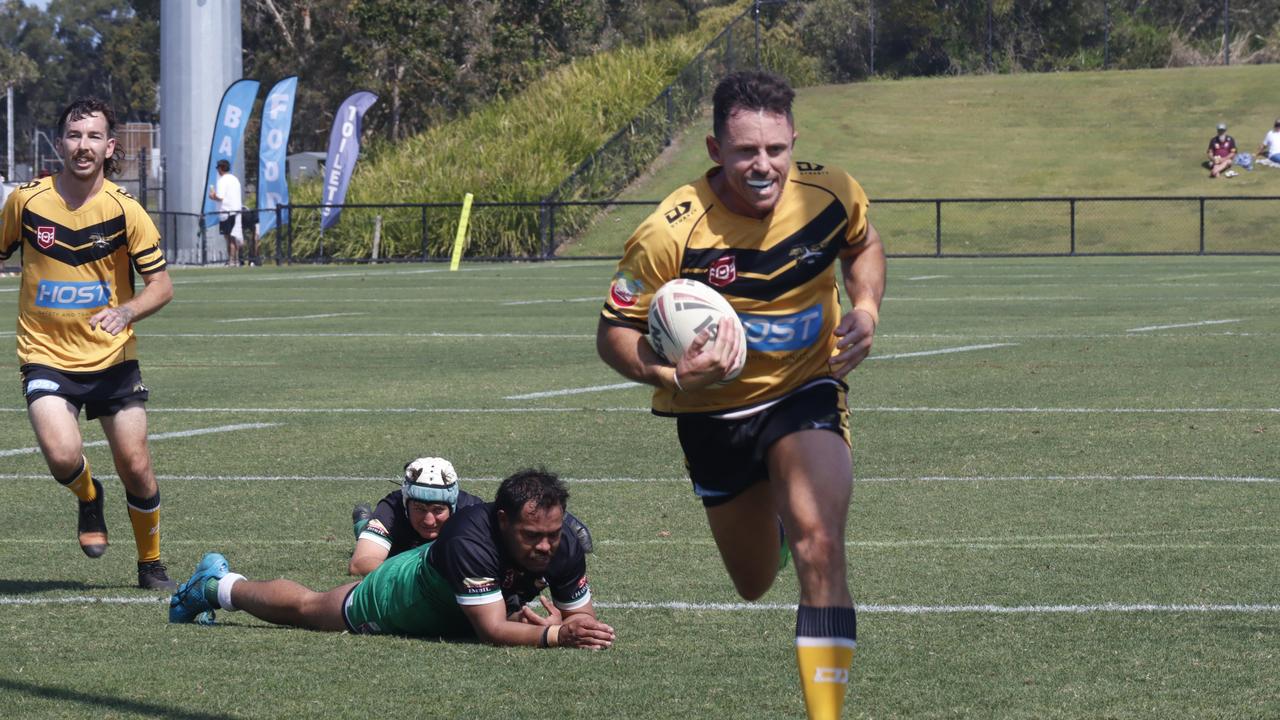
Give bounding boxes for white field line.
[501,297,600,306]
[0,423,279,458]
[3,406,1280,415]
[887,296,1086,302]
[1,595,1276,615]
[906,275,947,281]
[1127,318,1242,333]
[868,343,1016,360]
[2,473,1276,486]
[503,343,1018,399]
[144,331,594,339]
[504,382,641,400]
[216,312,367,323]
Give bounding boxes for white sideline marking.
[503,344,1018,399]
[216,312,367,323]
[504,382,641,400]
[502,297,600,306]
[1,405,1279,415]
[3,596,1277,615]
[0,423,279,458]
[906,275,947,281]
[869,343,1016,360]
[2,473,1275,486]
[1127,319,1242,333]
[145,332,594,339]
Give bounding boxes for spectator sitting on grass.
[1256,118,1280,164]
[1207,123,1238,178]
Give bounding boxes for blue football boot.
[168,552,230,623]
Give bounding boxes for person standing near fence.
[596,70,885,719]
[0,97,177,590]
[208,159,243,266]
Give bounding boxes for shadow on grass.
[0,678,235,720]
[0,579,92,595]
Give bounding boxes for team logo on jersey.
[796,161,825,173]
[789,243,827,265]
[463,577,496,590]
[664,200,693,224]
[708,255,736,287]
[90,233,109,249]
[609,271,643,308]
[36,226,56,248]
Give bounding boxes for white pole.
[5,85,13,181]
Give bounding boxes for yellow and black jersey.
[602,161,869,415]
[0,176,167,372]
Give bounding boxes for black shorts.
[219,216,236,235]
[676,379,850,508]
[21,361,149,420]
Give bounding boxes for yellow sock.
[796,640,855,720]
[60,457,95,502]
[126,491,161,563]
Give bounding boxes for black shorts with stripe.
[21,361,149,420]
[675,379,850,507]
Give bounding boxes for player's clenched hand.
[675,316,742,391]
[829,307,876,377]
[88,305,135,336]
[558,615,615,650]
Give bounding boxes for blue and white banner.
[320,90,378,231]
[202,78,260,228]
[256,76,298,237]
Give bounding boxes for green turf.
[1,257,1278,718]
[563,65,1280,257]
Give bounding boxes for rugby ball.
[647,279,747,382]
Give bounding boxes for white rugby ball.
[647,278,747,382]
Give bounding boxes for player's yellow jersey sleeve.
[120,190,166,274]
[600,188,691,331]
[1,181,35,260]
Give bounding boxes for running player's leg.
[223,578,357,631]
[99,402,165,565]
[768,429,856,720]
[703,482,782,601]
[28,394,107,555]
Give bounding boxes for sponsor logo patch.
[813,667,849,683]
[739,304,824,352]
[708,255,736,287]
[25,378,61,396]
[608,271,642,308]
[664,200,692,224]
[35,280,111,310]
[463,576,495,589]
[36,226,56,248]
[796,161,826,173]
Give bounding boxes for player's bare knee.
[790,530,843,570]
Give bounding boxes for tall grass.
[284,3,748,260]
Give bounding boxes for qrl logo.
[36,226,56,248]
[34,280,111,310]
[708,255,736,287]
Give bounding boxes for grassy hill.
[563,64,1280,256]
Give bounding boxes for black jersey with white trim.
[426,503,592,617]
[360,489,484,556]
[0,176,167,372]
[602,161,869,415]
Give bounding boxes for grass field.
[1,257,1278,719]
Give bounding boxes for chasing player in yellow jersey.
[0,98,176,590]
[597,71,886,720]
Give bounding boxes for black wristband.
[539,625,550,648]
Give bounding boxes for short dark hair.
[712,71,795,139]
[57,97,120,177]
[495,468,569,518]
[216,159,231,172]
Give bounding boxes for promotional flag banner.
[320,91,378,231]
[257,76,298,237]
[202,78,260,228]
